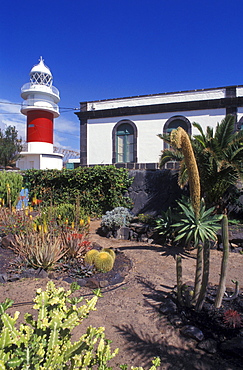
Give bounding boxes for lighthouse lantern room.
[17,57,63,170]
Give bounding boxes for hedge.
[23,166,133,216]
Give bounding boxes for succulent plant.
[101,248,116,261]
[84,249,99,265]
[94,251,114,272]
[101,207,133,230]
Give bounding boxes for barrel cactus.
[85,249,99,265]
[101,248,116,261]
[94,251,114,272]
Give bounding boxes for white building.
[76,85,243,169]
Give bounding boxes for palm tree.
[158,115,243,210]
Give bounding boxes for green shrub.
[137,213,155,225]
[0,208,32,235]
[36,202,89,229]
[155,207,175,241]
[0,171,23,207]
[23,166,133,216]
[0,282,160,369]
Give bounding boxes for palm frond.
[215,115,235,149]
[159,148,183,168]
[157,133,171,145]
[177,160,189,188]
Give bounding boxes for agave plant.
[155,207,175,241]
[173,197,222,307]
[173,197,222,248]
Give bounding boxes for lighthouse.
[17,57,63,170]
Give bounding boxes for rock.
[198,338,218,353]
[0,273,8,283]
[147,238,154,244]
[21,269,36,279]
[99,280,109,288]
[85,278,100,289]
[77,278,87,287]
[1,234,16,248]
[169,315,183,327]
[220,337,243,358]
[63,277,73,284]
[180,325,204,341]
[117,227,130,240]
[8,274,20,282]
[47,272,56,280]
[140,236,148,242]
[159,299,177,315]
[35,268,48,279]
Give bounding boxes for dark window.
[163,116,191,169]
[112,120,137,164]
[163,116,191,149]
[116,123,134,163]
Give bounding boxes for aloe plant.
[13,231,67,270]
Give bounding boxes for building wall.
[17,154,40,170]
[40,154,63,170]
[76,85,243,166]
[17,153,63,170]
[87,108,226,165]
[87,88,227,110]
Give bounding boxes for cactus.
[0,281,161,369]
[94,251,114,272]
[195,240,210,311]
[0,281,120,369]
[176,255,184,306]
[84,249,99,265]
[101,248,116,261]
[215,214,230,308]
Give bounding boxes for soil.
[0,220,243,369]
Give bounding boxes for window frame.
[112,120,137,164]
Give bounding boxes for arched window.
[163,116,191,150]
[162,116,191,169]
[112,120,137,163]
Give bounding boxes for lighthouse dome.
[30,57,53,86]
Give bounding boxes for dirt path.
[0,221,243,369]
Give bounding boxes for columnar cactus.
[214,214,230,308]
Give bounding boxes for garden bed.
[0,220,243,369]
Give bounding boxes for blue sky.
[0,0,242,153]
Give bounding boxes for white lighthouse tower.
[17,57,63,170]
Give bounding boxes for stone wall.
[127,169,186,216]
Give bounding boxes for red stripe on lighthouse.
[27,110,54,144]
